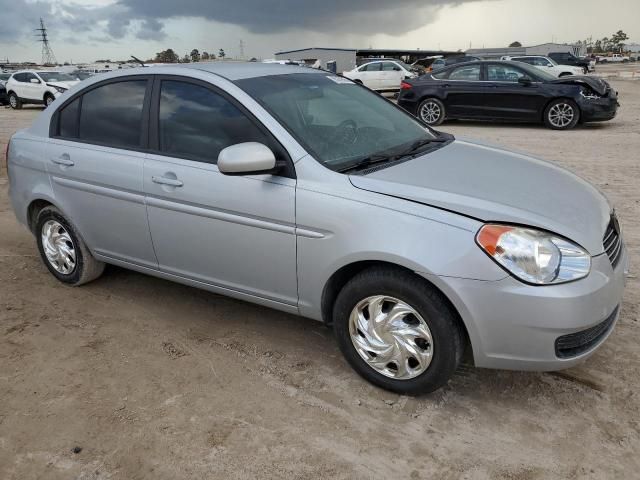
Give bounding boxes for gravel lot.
[1,81,638,479]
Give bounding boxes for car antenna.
[131,55,146,67]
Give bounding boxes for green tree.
[509,41,522,48]
[218,48,226,59]
[154,49,179,63]
[610,30,629,52]
[190,49,201,62]
[181,54,191,63]
[201,51,210,60]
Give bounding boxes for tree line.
[152,48,227,64]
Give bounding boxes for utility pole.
[35,18,57,65]
[239,39,245,60]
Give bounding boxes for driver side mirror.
[518,76,532,86]
[218,142,276,176]
[30,78,41,84]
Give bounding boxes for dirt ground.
[0,81,638,480]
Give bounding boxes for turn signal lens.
[476,224,591,285]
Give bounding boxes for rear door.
[47,77,157,267]
[359,63,383,89]
[143,77,298,306]
[380,62,404,90]
[482,63,545,120]
[438,64,487,117]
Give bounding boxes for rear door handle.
[152,176,183,187]
[51,154,74,166]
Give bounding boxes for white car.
[343,60,417,92]
[502,56,584,77]
[598,54,630,63]
[6,70,80,109]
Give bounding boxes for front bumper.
[579,93,619,122]
[423,246,628,371]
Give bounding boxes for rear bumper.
[423,246,628,371]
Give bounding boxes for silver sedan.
[7,63,627,394]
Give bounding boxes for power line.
[35,18,57,65]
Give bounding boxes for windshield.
[37,72,76,82]
[236,73,439,172]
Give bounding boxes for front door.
[483,63,545,120]
[47,78,157,267]
[144,78,298,306]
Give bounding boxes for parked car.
[598,54,630,63]
[398,60,618,130]
[71,71,94,81]
[0,83,8,106]
[6,70,80,109]
[6,64,627,394]
[343,60,417,92]
[548,52,593,73]
[502,56,583,77]
[428,56,480,72]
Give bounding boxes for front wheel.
[333,267,464,395]
[544,99,580,130]
[8,93,22,109]
[417,97,445,125]
[44,93,55,107]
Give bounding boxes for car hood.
[46,80,80,89]
[349,139,610,254]
[550,75,609,95]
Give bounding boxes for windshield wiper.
[338,137,448,174]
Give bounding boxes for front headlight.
[476,224,591,285]
[580,88,600,100]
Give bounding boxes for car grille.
[603,214,623,268]
[555,306,618,359]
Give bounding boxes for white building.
[467,43,585,60]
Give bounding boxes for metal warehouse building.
[274,47,460,74]
[466,42,585,59]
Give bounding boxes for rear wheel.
[417,97,445,126]
[35,206,105,286]
[333,267,464,395]
[8,92,21,109]
[544,99,580,130]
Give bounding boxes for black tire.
[543,98,580,130]
[35,206,105,286]
[417,97,445,126]
[8,92,22,110]
[333,267,464,395]
[44,93,55,107]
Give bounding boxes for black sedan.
[397,61,619,130]
[0,83,8,106]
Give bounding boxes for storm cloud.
[0,0,481,43]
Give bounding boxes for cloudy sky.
[1,0,638,63]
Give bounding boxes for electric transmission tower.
[36,18,57,65]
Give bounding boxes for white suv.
[6,70,79,109]
[501,56,584,78]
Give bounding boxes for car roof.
[173,62,319,80]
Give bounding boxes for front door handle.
[51,154,74,167]
[152,175,183,187]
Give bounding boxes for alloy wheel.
[348,295,434,380]
[548,103,575,128]
[41,220,76,274]
[9,95,17,108]
[419,101,441,124]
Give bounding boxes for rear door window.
[448,65,481,81]
[361,63,381,72]
[58,98,80,138]
[487,64,528,82]
[78,80,148,148]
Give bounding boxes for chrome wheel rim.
[419,101,441,124]
[9,95,17,108]
[45,96,53,106]
[549,103,574,128]
[349,295,434,380]
[41,220,76,274]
